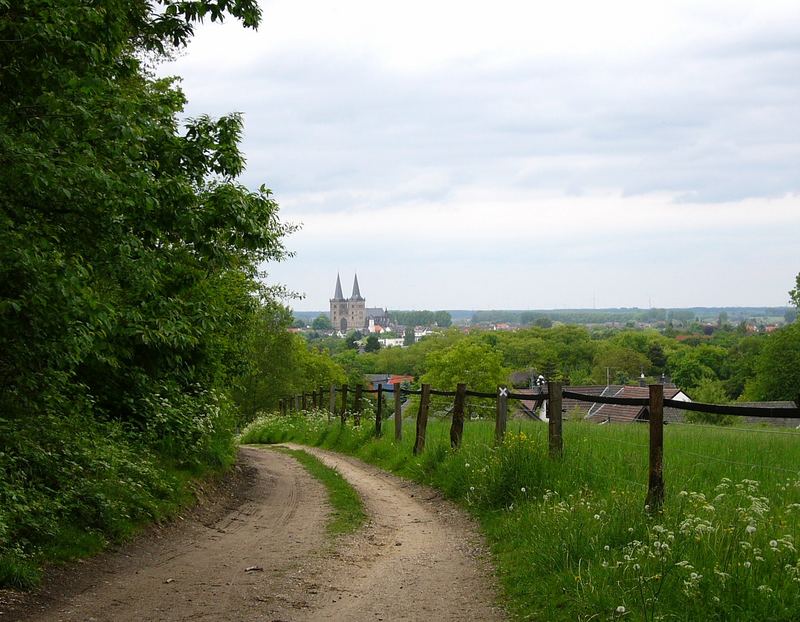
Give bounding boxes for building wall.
[330,301,349,331]
[349,299,365,329]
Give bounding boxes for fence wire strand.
[665,446,800,475]
[668,420,800,436]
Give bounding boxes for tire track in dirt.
[277,444,506,622]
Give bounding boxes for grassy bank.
[271,447,365,536]
[241,411,800,621]
[0,413,235,589]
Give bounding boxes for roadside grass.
[270,447,365,536]
[0,413,233,590]
[241,410,800,622]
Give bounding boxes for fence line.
[279,381,800,510]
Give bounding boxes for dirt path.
[4,445,505,621]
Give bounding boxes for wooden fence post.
[413,384,431,455]
[318,386,324,413]
[329,384,336,421]
[354,385,363,426]
[301,392,307,411]
[375,384,383,436]
[295,394,301,412]
[394,382,402,441]
[340,384,348,425]
[548,381,563,458]
[450,383,467,448]
[495,385,508,444]
[646,383,665,511]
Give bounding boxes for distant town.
[290,273,795,349]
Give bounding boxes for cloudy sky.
[162,0,800,311]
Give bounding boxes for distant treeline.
[293,307,793,327]
[471,307,793,326]
[389,310,452,327]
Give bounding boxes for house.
[586,385,691,424]
[365,374,415,391]
[513,384,691,424]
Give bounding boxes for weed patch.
[271,447,365,536]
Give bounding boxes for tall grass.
[241,411,800,621]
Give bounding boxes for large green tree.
[1,0,292,455]
[422,340,507,393]
[745,322,800,402]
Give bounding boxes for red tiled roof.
[387,374,414,385]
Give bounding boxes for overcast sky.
[162,0,800,311]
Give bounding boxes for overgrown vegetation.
[0,0,292,587]
[271,447,365,537]
[242,412,800,621]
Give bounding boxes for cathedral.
[330,274,390,332]
[330,274,366,331]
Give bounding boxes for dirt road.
[4,445,505,621]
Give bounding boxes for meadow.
[241,409,800,621]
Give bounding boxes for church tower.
[329,273,367,332]
[348,274,366,329]
[329,273,348,331]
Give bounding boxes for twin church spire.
[330,273,366,332]
[332,273,363,302]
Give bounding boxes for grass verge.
[242,410,800,622]
[0,412,234,590]
[271,446,365,536]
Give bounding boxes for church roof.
[332,273,345,301]
[350,274,365,301]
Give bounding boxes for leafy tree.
[404,326,416,346]
[345,330,363,349]
[364,334,381,352]
[422,340,507,393]
[0,0,296,580]
[790,272,800,309]
[590,343,650,385]
[684,378,734,425]
[312,314,332,330]
[745,323,800,402]
[433,310,453,327]
[333,349,371,388]
[666,345,727,390]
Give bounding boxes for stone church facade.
[330,274,366,332]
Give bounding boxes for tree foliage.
[312,314,332,330]
[0,0,297,582]
[389,310,452,327]
[422,340,507,393]
[790,272,800,309]
[745,322,800,402]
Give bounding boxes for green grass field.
[241,410,800,621]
